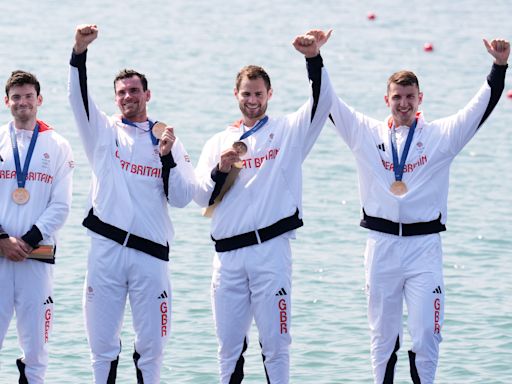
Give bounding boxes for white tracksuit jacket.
[195,55,333,384]
[68,50,196,384]
[0,120,73,384]
[330,63,507,384]
[68,53,196,250]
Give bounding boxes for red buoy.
[367,12,376,20]
[507,90,512,98]
[423,42,434,52]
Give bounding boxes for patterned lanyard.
[9,122,40,189]
[390,118,417,181]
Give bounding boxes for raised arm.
[74,24,98,55]
[479,38,510,127]
[291,29,334,158]
[68,24,112,165]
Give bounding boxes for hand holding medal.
[218,142,246,173]
[232,141,247,169]
[203,116,268,217]
[202,141,248,217]
[152,122,176,156]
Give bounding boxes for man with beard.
[329,38,509,383]
[68,24,196,383]
[194,29,333,383]
[0,70,74,383]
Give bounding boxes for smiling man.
[329,38,509,383]
[0,70,74,383]
[68,24,196,383]
[194,29,333,384]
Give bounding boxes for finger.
[325,29,333,41]
[483,38,492,52]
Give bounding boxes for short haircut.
[5,70,41,97]
[236,65,271,91]
[113,69,148,91]
[387,70,419,92]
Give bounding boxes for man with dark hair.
[5,70,42,96]
[194,30,333,383]
[113,69,148,92]
[68,24,196,383]
[0,70,74,383]
[330,38,509,383]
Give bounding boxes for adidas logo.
[158,291,168,299]
[377,143,386,152]
[43,296,53,305]
[275,288,287,296]
[432,286,442,294]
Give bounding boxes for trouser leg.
[404,235,444,384]
[249,237,292,384]
[128,251,171,384]
[364,233,405,384]
[0,258,15,350]
[0,258,15,380]
[212,249,252,384]
[14,260,53,384]
[83,239,127,383]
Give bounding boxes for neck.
[242,115,264,128]
[123,114,148,123]
[13,117,37,131]
[394,118,415,128]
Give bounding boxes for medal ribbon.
[9,122,40,189]
[390,119,417,182]
[122,118,159,145]
[239,116,269,140]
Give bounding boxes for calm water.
[1,1,511,383]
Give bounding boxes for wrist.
[73,44,88,55]
[494,59,508,66]
[305,50,320,59]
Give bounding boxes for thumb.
[483,38,492,53]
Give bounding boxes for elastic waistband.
[360,209,446,237]
[212,209,303,252]
[83,208,169,261]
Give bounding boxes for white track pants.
[0,257,53,384]
[212,236,292,384]
[83,237,171,384]
[364,231,444,384]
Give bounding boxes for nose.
[247,94,258,104]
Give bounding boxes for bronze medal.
[390,181,408,196]
[232,141,247,156]
[232,141,247,169]
[151,121,167,139]
[12,188,30,204]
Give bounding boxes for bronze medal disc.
[232,141,247,169]
[390,181,408,196]
[232,141,247,156]
[12,188,30,205]
[151,122,167,139]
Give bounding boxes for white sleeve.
[432,82,492,156]
[330,92,377,151]
[285,64,334,160]
[193,135,221,208]
[166,138,197,208]
[68,52,114,166]
[34,138,74,240]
